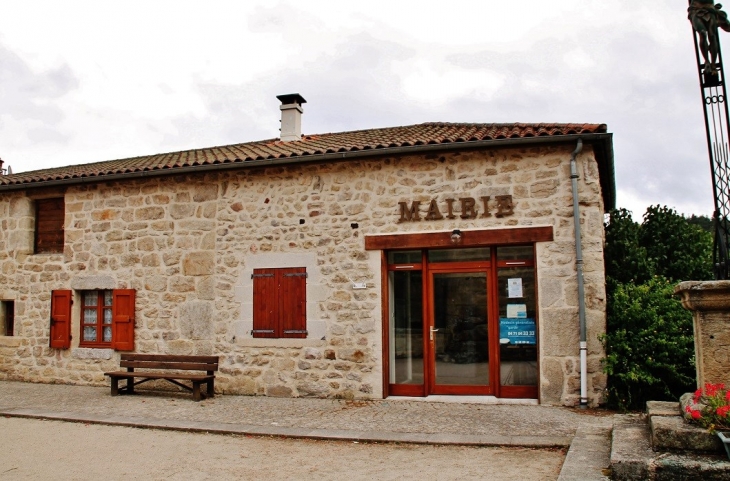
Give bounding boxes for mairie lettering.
[398,196,514,223]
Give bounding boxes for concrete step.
[610,413,730,480]
[557,424,612,481]
[610,414,654,481]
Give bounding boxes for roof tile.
[0,122,607,187]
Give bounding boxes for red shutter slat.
[111,289,135,351]
[50,290,72,349]
[253,269,278,338]
[280,268,307,338]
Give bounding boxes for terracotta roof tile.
[0,122,608,188]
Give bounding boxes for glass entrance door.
[386,247,537,398]
[429,270,492,395]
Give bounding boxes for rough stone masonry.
[0,143,608,405]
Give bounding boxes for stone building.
[0,95,614,406]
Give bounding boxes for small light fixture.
[450,229,462,244]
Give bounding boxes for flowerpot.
[718,431,730,460]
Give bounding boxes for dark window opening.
[2,301,14,336]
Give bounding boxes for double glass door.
[388,247,537,398]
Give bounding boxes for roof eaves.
[0,133,615,210]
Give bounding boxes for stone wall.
[0,143,607,405]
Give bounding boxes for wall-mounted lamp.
[450,229,462,244]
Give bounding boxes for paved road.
[0,381,610,444]
[0,417,566,480]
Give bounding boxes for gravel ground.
[0,417,567,480]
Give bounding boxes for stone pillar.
[674,281,730,388]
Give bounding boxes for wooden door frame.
[370,226,553,399]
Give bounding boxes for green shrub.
[601,276,695,411]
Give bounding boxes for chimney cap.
[276,93,307,106]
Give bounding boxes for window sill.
[73,348,114,360]
[234,338,327,348]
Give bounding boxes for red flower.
[694,388,703,401]
[718,406,730,418]
[726,390,730,402]
[706,383,720,397]
[691,410,702,420]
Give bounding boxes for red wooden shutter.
[252,269,277,338]
[111,289,135,351]
[280,268,307,338]
[50,290,72,349]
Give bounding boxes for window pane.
[104,290,113,306]
[498,265,537,387]
[103,326,112,343]
[388,251,421,265]
[428,248,490,262]
[84,291,98,307]
[497,246,534,261]
[83,326,97,342]
[84,309,97,324]
[103,308,112,325]
[389,270,424,385]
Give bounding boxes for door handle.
[429,327,439,341]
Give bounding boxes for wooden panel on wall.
[35,197,65,254]
[364,226,554,251]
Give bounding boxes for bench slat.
[121,353,219,363]
[120,360,218,371]
[104,371,214,381]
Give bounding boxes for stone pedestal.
[675,281,730,388]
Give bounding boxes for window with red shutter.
[77,289,136,350]
[50,290,72,349]
[252,267,307,338]
[35,198,65,254]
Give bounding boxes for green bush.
[602,276,695,411]
[601,206,712,411]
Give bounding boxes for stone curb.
[557,424,612,481]
[0,407,572,448]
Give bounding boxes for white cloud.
[0,0,726,217]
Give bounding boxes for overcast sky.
[0,1,722,219]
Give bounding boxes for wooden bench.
[104,354,219,401]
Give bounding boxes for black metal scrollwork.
[689,0,730,279]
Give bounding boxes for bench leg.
[110,377,119,396]
[192,382,202,402]
[207,379,215,398]
[127,377,135,394]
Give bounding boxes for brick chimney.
[277,94,306,141]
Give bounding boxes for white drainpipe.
[569,139,589,408]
